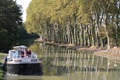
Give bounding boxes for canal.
[3,42,120,80]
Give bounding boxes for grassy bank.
[0,52,5,79]
[0,52,5,62]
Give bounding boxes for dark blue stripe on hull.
[7,63,43,75]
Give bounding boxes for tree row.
[25,0,120,49]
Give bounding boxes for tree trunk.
[105,13,110,49]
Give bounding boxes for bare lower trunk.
[105,30,110,49]
[105,13,110,50]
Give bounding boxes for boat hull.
[7,63,43,75]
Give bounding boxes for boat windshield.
[9,50,23,58]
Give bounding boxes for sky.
[16,0,32,22]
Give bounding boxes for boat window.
[18,51,24,58]
[9,51,21,58]
[10,51,16,58]
[13,53,18,58]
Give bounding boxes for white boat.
[6,45,43,75]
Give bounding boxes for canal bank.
[0,52,5,79]
[36,39,120,61]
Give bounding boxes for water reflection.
[3,43,120,80]
[42,44,120,80]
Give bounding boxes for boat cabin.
[8,45,37,58]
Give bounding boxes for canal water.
[3,42,120,80]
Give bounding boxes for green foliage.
[25,0,120,48]
[0,0,23,50]
[0,69,3,79]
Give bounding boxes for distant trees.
[0,0,22,50]
[25,0,120,49]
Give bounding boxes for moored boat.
[6,45,43,75]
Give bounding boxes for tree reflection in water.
[40,44,120,80]
[4,43,120,80]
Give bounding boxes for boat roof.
[13,45,27,49]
